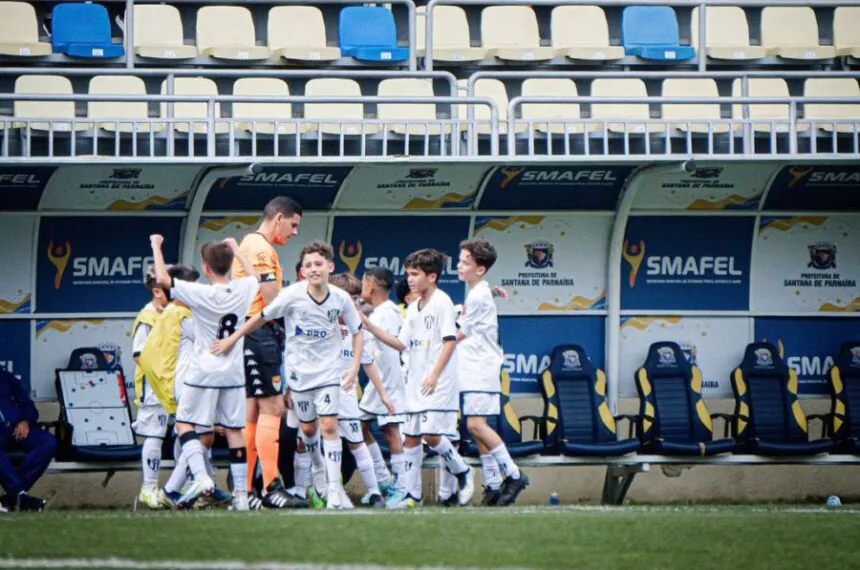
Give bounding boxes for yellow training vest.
[132,307,159,407]
[138,304,192,415]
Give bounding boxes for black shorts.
[244,322,284,399]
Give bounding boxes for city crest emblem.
[524,240,554,269]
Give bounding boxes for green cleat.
[307,487,326,509]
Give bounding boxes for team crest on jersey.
[524,240,554,269]
[657,346,676,366]
[754,348,773,367]
[561,350,582,371]
[423,314,436,330]
[808,242,837,270]
[850,347,860,367]
[272,375,282,392]
[327,309,340,323]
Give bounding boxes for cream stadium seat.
[803,78,860,133]
[834,7,860,58]
[267,6,340,62]
[416,5,485,63]
[459,78,525,135]
[761,7,836,61]
[196,6,270,61]
[88,75,163,133]
[481,6,555,63]
[590,78,662,134]
[691,6,766,61]
[662,78,735,134]
[303,78,378,136]
[0,1,51,57]
[520,78,584,135]
[232,77,298,135]
[551,6,624,61]
[133,4,196,60]
[377,78,449,136]
[160,77,229,134]
[13,75,89,131]
[732,78,807,134]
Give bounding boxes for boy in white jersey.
[360,249,475,507]
[150,234,260,511]
[457,238,528,506]
[212,241,363,509]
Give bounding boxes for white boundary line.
[0,560,534,570]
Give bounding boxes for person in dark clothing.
[0,370,57,511]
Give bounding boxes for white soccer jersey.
[398,288,459,413]
[132,303,155,355]
[171,276,259,388]
[457,281,504,393]
[339,325,373,419]
[174,315,195,400]
[361,301,405,414]
[262,281,361,391]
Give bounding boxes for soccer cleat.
[248,491,263,511]
[0,493,15,511]
[311,468,327,499]
[378,480,396,498]
[198,486,233,509]
[325,492,343,510]
[282,492,309,509]
[455,468,475,506]
[138,486,165,510]
[339,488,354,510]
[384,488,408,509]
[17,492,46,512]
[175,476,215,509]
[388,492,421,509]
[262,479,294,509]
[231,495,250,511]
[0,504,7,513]
[307,487,326,509]
[368,493,386,509]
[497,472,529,506]
[160,489,181,509]
[481,486,503,507]
[436,494,458,508]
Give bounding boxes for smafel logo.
[787,166,814,188]
[807,242,837,270]
[338,240,363,274]
[524,240,554,269]
[497,167,525,189]
[47,240,72,289]
[621,239,646,287]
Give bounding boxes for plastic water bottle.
[826,495,842,508]
[548,492,560,507]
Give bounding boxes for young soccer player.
[360,249,475,507]
[212,241,363,509]
[150,234,260,511]
[457,238,528,506]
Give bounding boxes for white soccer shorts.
[290,385,339,424]
[132,405,169,438]
[175,385,245,430]
[403,411,458,438]
[359,410,406,427]
[461,392,501,417]
[338,418,363,444]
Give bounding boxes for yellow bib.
[138,304,192,415]
[132,307,159,407]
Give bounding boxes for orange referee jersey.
[232,232,282,318]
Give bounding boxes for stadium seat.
[551,6,624,62]
[540,345,640,457]
[132,4,196,60]
[481,6,555,63]
[462,78,526,135]
[13,74,89,132]
[731,342,832,455]
[690,6,766,61]
[268,6,340,63]
[88,75,163,133]
[621,6,695,62]
[0,1,51,57]
[662,78,735,134]
[377,78,449,136]
[338,6,409,63]
[520,78,584,135]
[196,6,270,61]
[803,78,860,133]
[51,2,124,59]
[416,5,485,63]
[232,77,297,135]
[829,342,860,454]
[160,77,228,134]
[760,7,836,61]
[303,78,378,136]
[731,78,806,134]
[591,78,663,134]
[834,7,860,58]
[635,342,735,456]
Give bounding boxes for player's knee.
[199,432,215,447]
[467,416,488,435]
[319,416,338,437]
[360,422,373,442]
[299,423,318,439]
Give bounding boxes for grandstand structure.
[0,0,858,504]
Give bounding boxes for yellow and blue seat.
[731,342,831,455]
[540,345,640,456]
[828,341,860,454]
[635,342,734,456]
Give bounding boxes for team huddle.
[132,197,528,511]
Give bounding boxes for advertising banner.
[499,316,605,396]
[764,164,860,211]
[631,163,773,211]
[473,215,610,314]
[36,217,182,313]
[478,164,633,210]
[335,165,484,210]
[753,216,860,313]
[621,216,754,311]
[0,166,55,210]
[619,316,752,398]
[0,320,31,397]
[0,215,35,314]
[204,166,351,211]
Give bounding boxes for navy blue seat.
[622,6,695,62]
[51,3,124,59]
[541,345,640,457]
[731,342,832,456]
[829,341,860,454]
[339,7,409,63]
[636,342,735,456]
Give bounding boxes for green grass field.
[1,506,858,570]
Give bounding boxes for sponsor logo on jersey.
[294,325,328,339]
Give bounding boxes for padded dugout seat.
[834,7,860,58]
[551,6,624,62]
[541,345,640,457]
[132,4,196,60]
[51,3,124,59]
[196,6,270,61]
[621,6,695,62]
[88,75,163,133]
[232,77,297,135]
[0,1,51,57]
[338,7,408,63]
[829,342,860,454]
[268,6,340,63]
[416,6,485,63]
[481,6,555,63]
[731,342,832,455]
[761,7,836,61]
[636,342,734,456]
[803,78,860,133]
[691,6,766,61]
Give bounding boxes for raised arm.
[149,234,171,290]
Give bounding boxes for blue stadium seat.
[621,6,695,62]
[338,6,408,63]
[541,345,640,457]
[636,342,735,456]
[731,342,832,456]
[829,341,860,454]
[51,3,124,59]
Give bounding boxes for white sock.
[300,431,325,471]
[437,455,457,500]
[180,438,208,481]
[390,453,406,492]
[480,454,503,490]
[490,443,521,480]
[322,438,343,497]
[430,437,469,476]
[351,443,380,496]
[230,454,248,498]
[366,442,393,485]
[141,437,162,489]
[293,451,310,498]
[404,445,423,500]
